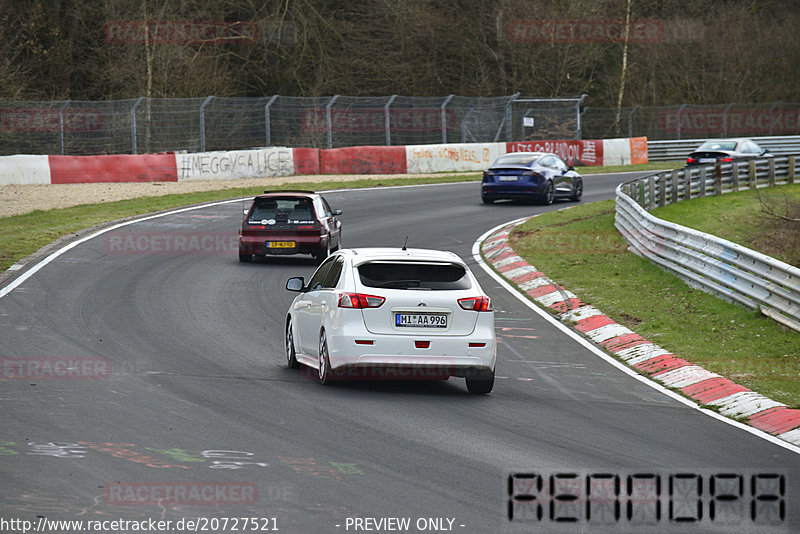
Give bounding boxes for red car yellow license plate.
[266,241,296,248]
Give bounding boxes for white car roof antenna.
[402,236,409,251]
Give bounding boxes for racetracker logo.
[104,20,258,44]
[509,19,664,43]
[1,357,111,380]
[104,231,239,255]
[105,481,258,506]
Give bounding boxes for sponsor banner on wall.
[48,153,177,184]
[406,143,506,174]
[320,146,406,174]
[0,155,52,186]
[1,108,103,132]
[176,148,293,181]
[629,137,648,165]
[507,139,604,167]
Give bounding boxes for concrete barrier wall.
[0,137,648,185]
[48,153,177,184]
[405,143,506,174]
[176,148,294,181]
[0,155,51,186]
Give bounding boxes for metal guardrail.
[647,135,800,161]
[615,156,800,331]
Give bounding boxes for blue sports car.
[481,152,583,205]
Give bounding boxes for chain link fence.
[3,96,798,156]
[0,95,585,156]
[584,102,800,141]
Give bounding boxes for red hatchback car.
[238,191,342,262]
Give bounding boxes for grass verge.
[508,200,799,408]
[0,161,674,272]
[652,183,800,268]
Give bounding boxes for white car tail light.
[458,296,492,312]
[339,293,385,309]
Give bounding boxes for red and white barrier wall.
[0,137,647,185]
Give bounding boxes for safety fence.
[0,95,585,156]
[647,135,800,162]
[615,157,800,331]
[584,103,800,141]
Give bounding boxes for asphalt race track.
[1,173,797,534]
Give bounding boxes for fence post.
[648,175,655,209]
[384,94,397,146]
[722,103,734,137]
[264,95,279,147]
[768,157,776,187]
[675,104,687,139]
[130,96,145,154]
[671,170,679,204]
[199,96,214,152]
[576,94,587,139]
[326,95,339,149]
[505,93,520,141]
[441,94,454,144]
[790,156,796,184]
[749,161,757,190]
[699,166,706,197]
[57,100,71,155]
[627,105,639,138]
[715,164,723,196]
[731,161,739,192]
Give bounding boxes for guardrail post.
[715,165,723,196]
[658,174,667,207]
[768,158,776,187]
[648,175,655,209]
[637,180,645,207]
[790,156,796,184]
[749,161,757,190]
[731,161,739,192]
[699,167,707,197]
[671,170,679,204]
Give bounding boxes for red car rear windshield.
[248,197,316,223]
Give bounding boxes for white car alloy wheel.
[286,318,299,369]
[318,330,335,385]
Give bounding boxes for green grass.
[652,183,800,267]
[0,161,675,272]
[507,200,800,408]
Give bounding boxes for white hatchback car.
[284,248,496,394]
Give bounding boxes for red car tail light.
[458,296,492,312]
[718,157,734,163]
[339,293,385,309]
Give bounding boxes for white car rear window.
[357,262,471,290]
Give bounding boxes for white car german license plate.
[395,313,447,328]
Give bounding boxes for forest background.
[1,0,797,108]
